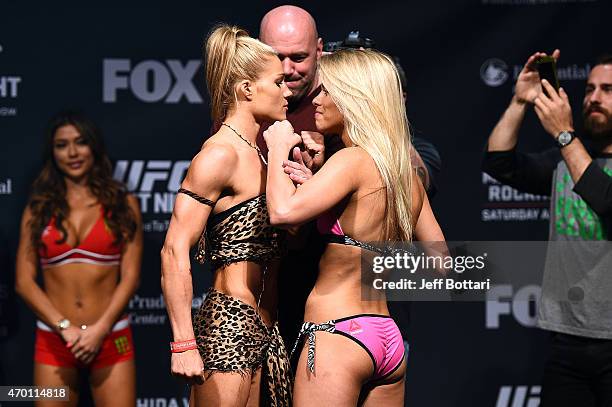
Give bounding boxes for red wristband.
[170,339,198,353]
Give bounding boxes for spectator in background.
[483,51,612,407]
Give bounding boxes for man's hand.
[515,49,560,105]
[533,79,574,137]
[299,131,325,171]
[284,147,313,185]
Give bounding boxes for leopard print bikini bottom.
[193,288,293,406]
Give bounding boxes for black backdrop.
[1,1,610,406]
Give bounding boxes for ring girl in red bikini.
[15,111,142,406]
[264,49,446,406]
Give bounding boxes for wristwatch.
[56,318,71,331]
[556,131,575,148]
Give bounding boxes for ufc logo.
[496,386,540,407]
[113,160,190,192]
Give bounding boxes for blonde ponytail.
[204,24,277,121]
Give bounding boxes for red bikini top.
[39,206,122,269]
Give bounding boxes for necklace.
[221,122,267,166]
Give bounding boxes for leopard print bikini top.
[178,189,287,270]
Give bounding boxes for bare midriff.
[43,263,120,326]
[304,244,389,323]
[212,260,280,327]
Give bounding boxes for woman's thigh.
[191,368,260,407]
[293,331,373,407]
[89,359,136,407]
[34,363,80,407]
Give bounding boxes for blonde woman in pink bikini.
[264,49,445,406]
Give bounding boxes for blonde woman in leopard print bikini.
[161,25,293,406]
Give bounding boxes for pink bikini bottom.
[291,314,405,381]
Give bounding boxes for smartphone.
[536,56,560,96]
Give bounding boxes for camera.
[323,31,406,95]
[323,31,375,52]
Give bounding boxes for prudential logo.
[481,58,509,87]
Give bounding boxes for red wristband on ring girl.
[170,339,197,353]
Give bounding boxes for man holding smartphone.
[483,51,612,406]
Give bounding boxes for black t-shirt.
[483,146,612,218]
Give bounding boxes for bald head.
[260,5,318,43]
[260,5,322,103]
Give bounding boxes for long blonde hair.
[318,49,414,241]
[204,24,277,121]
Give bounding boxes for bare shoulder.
[125,194,141,215]
[180,141,238,195]
[20,205,33,228]
[333,146,380,178]
[320,147,378,194]
[326,146,372,168]
[21,205,33,220]
[190,141,238,175]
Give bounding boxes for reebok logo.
[349,320,363,335]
